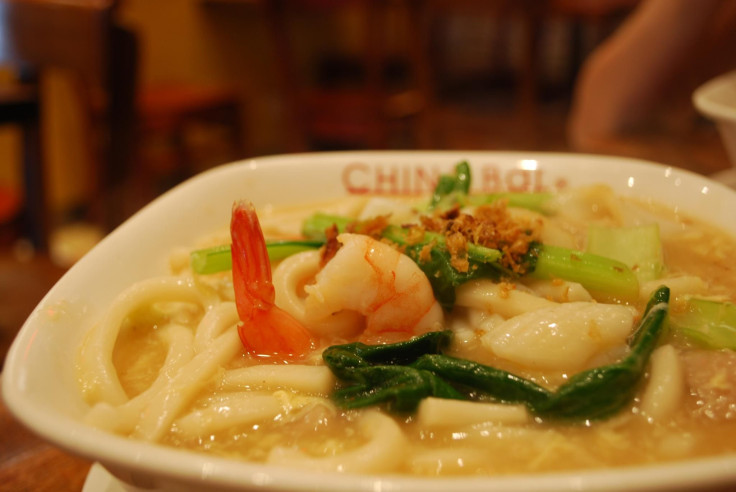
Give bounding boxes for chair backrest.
[0,0,137,231]
[0,0,118,84]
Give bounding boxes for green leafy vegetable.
[587,224,664,282]
[324,329,453,376]
[429,160,471,211]
[301,213,352,241]
[265,239,324,261]
[669,297,736,350]
[411,354,551,408]
[322,331,464,412]
[190,245,232,274]
[426,161,554,214]
[467,192,554,214]
[190,240,323,274]
[382,225,507,309]
[381,225,503,265]
[528,243,640,301]
[324,286,670,420]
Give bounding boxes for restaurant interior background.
[1,0,735,368]
[2,1,736,488]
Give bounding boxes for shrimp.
[303,233,444,344]
[230,201,315,360]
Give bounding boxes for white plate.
[693,69,736,172]
[3,151,736,491]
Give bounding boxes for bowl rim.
[3,150,736,491]
[693,69,736,122]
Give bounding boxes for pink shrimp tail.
[230,201,314,360]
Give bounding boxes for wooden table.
[0,251,91,489]
[1,380,92,490]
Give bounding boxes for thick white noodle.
[79,272,338,444]
[84,323,194,433]
[78,277,217,405]
[175,394,284,436]
[417,397,530,427]
[133,329,242,441]
[267,411,407,473]
[448,421,555,447]
[522,278,593,303]
[455,279,557,319]
[407,447,490,475]
[639,344,684,422]
[640,275,708,309]
[193,302,239,353]
[220,365,335,394]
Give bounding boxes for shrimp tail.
[231,201,275,315]
[231,201,315,359]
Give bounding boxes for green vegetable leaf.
[428,160,471,211]
[402,243,508,310]
[468,192,555,214]
[323,331,462,412]
[190,244,232,274]
[382,225,507,309]
[669,297,736,350]
[266,239,324,261]
[412,354,551,408]
[528,243,640,301]
[190,240,323,274]
[587,224,664,282]
[301,213,352,241]
[324,287,670,421]
[322,330,453,379]
[333,365,466,412]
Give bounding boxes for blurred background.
[1,0,736,367]
[1,1,736,487]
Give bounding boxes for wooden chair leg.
[263,0,308,152]
[20,105,47,250]
[365,0,388,149]
[225,103,247,159]
[406,0,435,149]
[103,24,139,229]
[517,4,545,122]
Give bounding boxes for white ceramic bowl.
[693,70,736,186]
[3,151,736,492]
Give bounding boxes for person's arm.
[567,0,723,152]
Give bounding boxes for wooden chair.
[409,0,638,137]
[262,0,430,151]
[550,0,641,84]
[551,0,639,19]
[413,0,550,123]
[135,84,246,197]
[0,71,42,246]
[0,0,136,246]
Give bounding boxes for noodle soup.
[75,161,736,478]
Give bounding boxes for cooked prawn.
[230,201,315,360]
[303,233,444,344]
